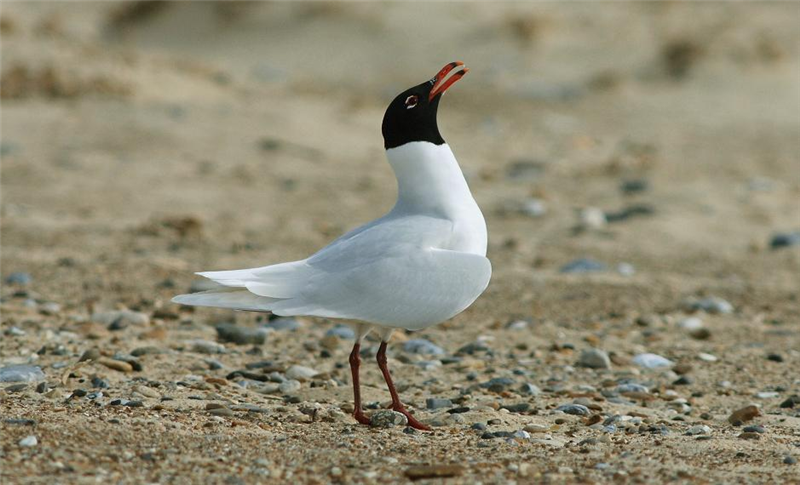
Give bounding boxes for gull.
[173,61,490,430]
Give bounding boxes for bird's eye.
[404,95,419,109]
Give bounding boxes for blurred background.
[2,1,798,314]
[2,3,800,482]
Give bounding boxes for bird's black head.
[381,61,469,150]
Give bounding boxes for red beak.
[428,61,469,102]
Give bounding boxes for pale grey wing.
[267,248,492,329]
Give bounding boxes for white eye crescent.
[405,95,418,109]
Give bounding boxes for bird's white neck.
[386,142,476,218]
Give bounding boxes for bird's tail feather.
[171,288,281,312]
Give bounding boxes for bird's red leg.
[349,343,370,425]
[376,341,431,431]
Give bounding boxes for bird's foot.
[353,411,371,425]
[392,405,431,431]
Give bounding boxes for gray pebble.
[560,258,606,274]
[0,365,45,383]
[682,297,734,314]
[215,323,268,345]
[556,404,590,416]
[369,410,408,428]
[279,380,301,394]
[264,317,301,332]
[519,383,542,396]
[403,339,445,356]
[5,272,32,285]
[785,456,797,465]
[771,231,800,249]
[92,310,150,327]
[188,340,226,354]
[285,365,318,381]
[632,353,674,369]
[577,348,611,369]
[742,425,765,434]
[325,325,356,340]
[685,425,711,436]
[426,398,453,410]
[18,435,37,447]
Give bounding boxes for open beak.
[428,61,469,102]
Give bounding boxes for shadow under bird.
[173,61,490,430]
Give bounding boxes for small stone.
[556,404,590,416]
[784,456,797,465]
[404,465,463,480]
[285,365,318,381]
[215,323,268,345]
[579,207,607,229]
[5,383,27,393]
[738,432,761,440]
[679,317,704,331]
[756,392,779,399]
[131,346,168,357]
[519,383,542,396]
[577,348,611,369]
[39,302,61,315]
[682,297,734,314]
[91,377,110,389]
[279,380,301,394]
[97,357,133,373]
[698,353,718,362]
[617,263,636,276]
[79,349,101,362]
[403,339,445,356]
[620,179,650,194]
[520,198,547,218]
[133,385,160,399]
[501,403,531,413]
[6,272,32,285]
[18,435,37,447]
[685,425,711,436]
[728,405,761,425]
[92,310,150,328]
[0,365,45,383]
[632,353,673,369]
[482,377,515,392]
[325,325,355,340]
[673,376,692,386]
[766,353,784,363]
[523,424,549,433]
[208,407,235,417]
[426,398,453,410]
[188,340,226,354]
[779,395,799,408]
[264,317,301,331]
[770,231,800,249]
[742,425,765,434]
[370,410,408,428]
[560,258,606,274]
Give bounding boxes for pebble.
[738,432,761,440]
[501,403,531,413]
[5,326,25,336]
[426,398,453,410]
[770,231,800,249]
[524,424,549,433]
[325,325,355,340]
[742,425,765,433]
[685,425,711,436]
[279,380,301,394]
[133,385,160,399]
[97,357,133,373]
[207,407,235,417]
[577,348,611,369]
[620,179,650,194]
[91,376,110,389]
[617,263,636,276]
[519,383,542,396]
[188,340,226,354]
[560,258,606,274]
[632,353,673,369]
[370,410,408,428]
[682,297,734,314]
[18,435,37,447]
[403,339,445,356]
[779,395,799,408]
[556,404,590,416]
[5,272,32,285]
[482,377,515,392]
[785,456,797,465]
[215,323,268,345]
[698,353,718,362]
[679,317,704,331]
[131,346,168,357]
[0,365,45,383]
[579,207,607,229]
[766,353,784,363]
[520,198,547,218]
[756,392,779,399]
[285,365,318,381]
[39,302,61,315]
[92,310,150,328]
[264,317,301,332]
[404,465,463,480]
